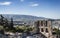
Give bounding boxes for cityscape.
[0,0,60,38]
[0,14,60,38]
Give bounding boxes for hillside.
[2,14,47,21]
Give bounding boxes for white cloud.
[20,0,24,2]
[31,3,39,7]
[0,2,12,6]
[29,2,39,7]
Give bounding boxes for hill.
[2,14,47,21]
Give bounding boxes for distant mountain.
[2,14,48,21]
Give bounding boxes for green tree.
[0,15,4,25]
[53,28,60,38]
[10,18,14,29]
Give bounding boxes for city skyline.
[0,0,60,19]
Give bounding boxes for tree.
[4,18,9,28]
[0,15,4,25]
[10,17,13,29]
[53,28,60,38]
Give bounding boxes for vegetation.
[0,15,14,34]
[53,28,60,38]
[15,26,33,33]
[0,15,34,34]
[53,28,60,35]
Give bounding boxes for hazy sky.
[0,0,60,19]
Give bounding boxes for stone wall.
[35,20,53,38]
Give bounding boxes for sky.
[0,0,60,19]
